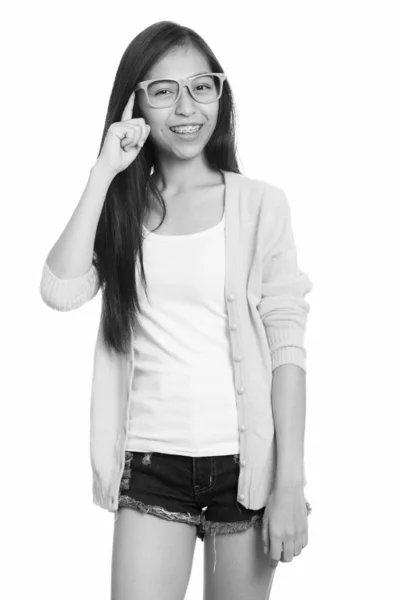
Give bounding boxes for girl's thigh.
[203,525,278,600]
[111,507,197,600]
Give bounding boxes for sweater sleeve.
[39,260,100,311]
[257,187,313,372]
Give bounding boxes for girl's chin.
[155,129,212,157]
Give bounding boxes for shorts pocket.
[120,451,134,492]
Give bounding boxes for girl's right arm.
[39,163,113,311]
[39,90,151,311]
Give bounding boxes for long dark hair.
[93,21,242,357]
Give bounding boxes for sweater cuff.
[271,346,307,372]
[39,260,99,311]
[266,325,307,372]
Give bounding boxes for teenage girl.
[42,20,312,600]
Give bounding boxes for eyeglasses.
[133,73,227,108]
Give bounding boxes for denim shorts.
[115,450,312,542]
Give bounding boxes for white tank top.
[126,209,240,456]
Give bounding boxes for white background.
[2,0,400,598]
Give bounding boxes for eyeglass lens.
[147,74,222,107]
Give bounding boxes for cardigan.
[39,168,313,514]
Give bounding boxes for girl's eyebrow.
[152,71,210,80]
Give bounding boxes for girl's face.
[136,46,220,161]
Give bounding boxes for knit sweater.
[39,169,313,513]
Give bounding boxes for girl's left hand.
[261,483,309,566]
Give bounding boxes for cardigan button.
[240,424,246,432]
[239,493,245,500]
[227,294,236,302]
[237,387,245,394]
[229,323,237,331]
[240,459,246,467]
[234,355,242,361]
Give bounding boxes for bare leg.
[203,525,278,600]
[111,507,197,600]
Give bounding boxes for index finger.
[121,91,135,122]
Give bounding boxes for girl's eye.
[154,89,172,96]
[195,84,211,91]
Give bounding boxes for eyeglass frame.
[133,72,227,108]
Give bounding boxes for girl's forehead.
[145,47,211,80]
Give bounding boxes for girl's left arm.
[271,363,306,489]
[256,186,312,488]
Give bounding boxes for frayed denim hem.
[114,495,265,574]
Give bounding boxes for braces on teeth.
[172,125,201,133]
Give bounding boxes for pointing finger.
[121,91,136,122]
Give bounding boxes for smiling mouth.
[170,125,203,134]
